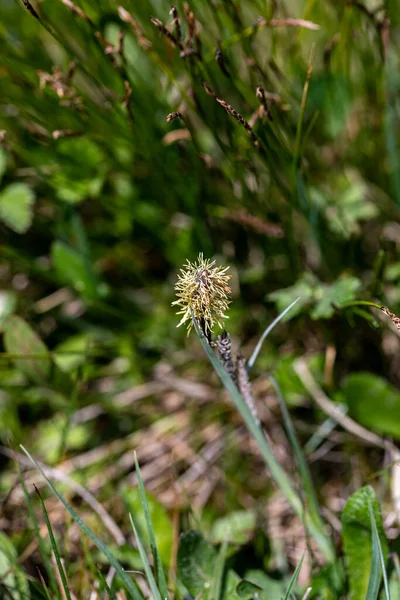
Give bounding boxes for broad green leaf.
[0,182,35,233]
[177,531,216,597]
[3,315,72,394]
[0,532,30,600]
[341,373,400,439]
[51,241,100,301]
[121,487,173,567]
[236,578,263,598]
[241,570,286,600]
[311,276,361,319]
[342,486,388,600]
[211,510,256,545]
[4,315,51,383]
[0,290,17,333]
[50,138,106,204]
[268,273,317,318]
[223,570,246,600]
[269,274,361,321]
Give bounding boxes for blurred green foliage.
[1,0,400,597]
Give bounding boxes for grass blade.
[368,501,391,600]
[269,376,326,541]
[14,459,60,598]
[95,564,117,600]
[33,485,73,600]
[366,505,380,600]
[36,567,54,600]
[134,453,169,599]
[283,552,305,600]
[192,314,334,563]
[20,445,144,600]
[247,298,301,371]
[210,540,228,600]
[129,514,163,600]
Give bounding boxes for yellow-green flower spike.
[172,253,231,336]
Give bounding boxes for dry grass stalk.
[170,5,182,43]
[61,0,92,23]
[166,111,183,122]
[225,208,284,238]
[255,16,320,31]
[21,0,40,20]
[256,84,270,118]
[151,16,184,50]
[202,81,261,151]
[215,47,230,78]
[118,7,152,50]
[380,305,400,333]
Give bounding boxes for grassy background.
[1,0,400,598]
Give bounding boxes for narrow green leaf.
[95,564,117,600]
[369,502,391,600]
[283,553,305,600]
[192,314,334,563]
[36,567,53,600]
[129,514,163,600]
[210,540,228,600]
[134,453,169,599]
[34,485,73,600]
[247,297,300,371]
[269,377,326,543]
[14,456,59,598]
[20,445,144,600]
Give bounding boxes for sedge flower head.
[172,253,231,336]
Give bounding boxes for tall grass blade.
[129,514,163,600]
[304,404,348,455]
[134,453,169,599]
[269,377,326,539]
[368,501,391,600]
[20,445,144,600]
[36,567,53,600]
[95,564,117,600]
[210,540,228,600]
[365,504,380,600]
[247,297,301,371]
[34,485,73,600]
[192,314,334,563]
[14,455,60,598]
[283,552,305,600]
